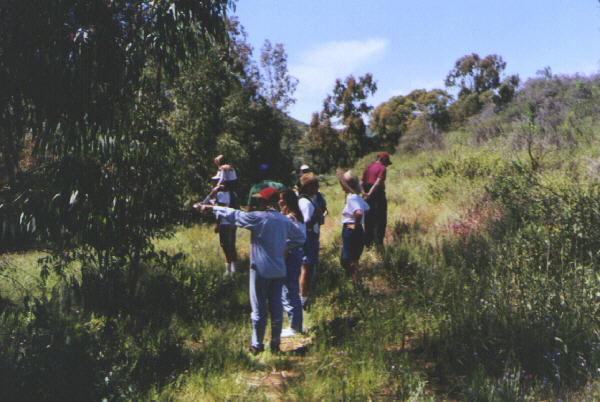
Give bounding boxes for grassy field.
[4,133,600,400]
[145,136,600,399]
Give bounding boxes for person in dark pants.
[360,152,392,246]
[337,169,370,288]
[206,155,239,276]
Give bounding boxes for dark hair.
[279,189,304,223]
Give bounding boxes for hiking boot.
[248,345,264,355]
[269,343,282,354]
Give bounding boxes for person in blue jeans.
[196,187,305,354]
[278,189,306,337]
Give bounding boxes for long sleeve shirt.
[212,206,306,278]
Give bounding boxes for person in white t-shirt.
[337,169,370,288]
[297,173,325,307]
[207,155,239,276]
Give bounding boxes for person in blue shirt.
[196,187,306,354]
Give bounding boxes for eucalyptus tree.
[0,0,233,290]
[308,73,377,170]
[370,88,451,149]
[259,39,299,112]
[169,18,298,203]
[445,53,519,124]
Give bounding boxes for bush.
[386,158,600,396]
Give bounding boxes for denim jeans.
[282,247,303,332]
[341,224,365,261]
[250,267,284,348]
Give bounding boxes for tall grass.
[5,85,600,398]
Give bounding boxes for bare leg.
[299,263,312,298]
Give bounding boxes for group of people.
[193,152,392,354]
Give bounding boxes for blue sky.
[233,0,600,124]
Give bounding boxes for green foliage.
[167,18,297,201]
[446,53,507,97]
[0,244,250,400]
[445,53,519,126]
[386,151,600,398]
[469,73,600,151]
[306,114,347,172]
[307,74,378,171]
[258,39,299,111]
[4,11,600,400]
[370,88,451,150]
[0,1,233,278]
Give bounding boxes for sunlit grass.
[0,251,81,302]
[8,132,600,400]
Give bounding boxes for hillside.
[3,72,600,400]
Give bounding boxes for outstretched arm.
[211,206,262,229]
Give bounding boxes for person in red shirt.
[360,152,392,246]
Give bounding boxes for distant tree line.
[303,53,519,171]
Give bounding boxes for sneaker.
[280,327,297,338]
[248,345,264,355]
[230,262,236,274]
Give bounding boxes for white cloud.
[389,79,445,98]
[288,38,389,122]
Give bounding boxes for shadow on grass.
[406,301,599,400]
[0,250,256,401]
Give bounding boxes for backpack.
[300,192,326,231]
[315,192,327,224]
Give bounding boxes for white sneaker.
[224,263,231,277]
[280,327,297,338]
[230,262,236,275]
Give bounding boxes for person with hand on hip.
[338,169,370,288]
